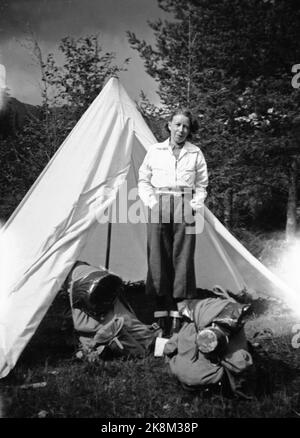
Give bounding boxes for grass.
[1,284,300,419]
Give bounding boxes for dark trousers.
[146,193,196,306]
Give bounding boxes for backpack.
[163,295,253,395]
[66,261,160,360]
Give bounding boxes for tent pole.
[105,206,112,270]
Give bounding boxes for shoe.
[154,310,169,337]
[169,310,182,336]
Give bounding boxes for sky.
[0,0,167,106]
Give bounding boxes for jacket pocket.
[182,170,195,185]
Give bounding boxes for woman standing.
[138,109,208,331]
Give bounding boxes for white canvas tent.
[0,78,299,379]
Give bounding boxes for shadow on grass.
[247,339,299,398]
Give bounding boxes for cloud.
[0,0,162,42]
[0,0,164,105]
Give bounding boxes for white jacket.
[138,138,208,210]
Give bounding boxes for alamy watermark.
[91,181,205,234]
[291,324,300,349]
[291,64,300,89]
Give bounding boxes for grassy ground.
[1,284,300,419]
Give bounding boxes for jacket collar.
[161,138,199,153]
[181,141,199,153]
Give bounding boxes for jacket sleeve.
[71,308,102,334]
[138,147,158,209]
[190,150,208,210]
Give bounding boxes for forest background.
[1,0,300,419]
[0,0,300,248]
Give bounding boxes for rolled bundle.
[191,296,247,358]
[196,325,229,355]
[68,261,123,316]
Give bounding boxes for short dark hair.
[165,108,199,140]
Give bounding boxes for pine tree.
[0,35,129,220]
[128,0,300,232]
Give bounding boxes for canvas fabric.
[67,262,160,358]
[72,297,160,358]
[0,78,298,379]
[163,297,253,390]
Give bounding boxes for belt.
[155,187,193,196]
[155,186,193,193]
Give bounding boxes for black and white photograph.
[0,0,300,421]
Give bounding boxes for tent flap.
[0,77,298,379]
